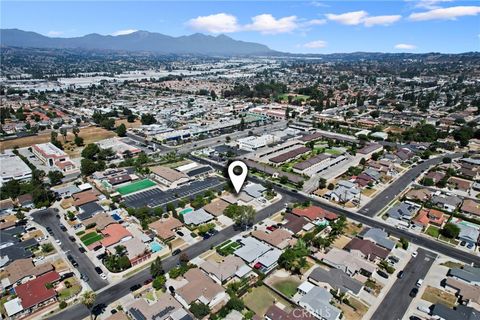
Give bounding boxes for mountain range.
[0,29,276,55]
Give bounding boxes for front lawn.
[80,231,103,246]
[273,279,300,297]
[58,278,82,301]
[421,286,457,308]
[216,240,242,256]
[425,225,440,238]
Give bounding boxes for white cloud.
[187,13,240,33]
[310,1,330,7]
[245,14,298,34]
[326,11,401,26]
[111,29,138,36]
[394,43,417,50]
[47,31,63,37]
[326,11,369,25]
[363,15,402,26]
[303,19,327,26]
[412,0,453,10]
[304,40,328,48]
[409,6,480,21]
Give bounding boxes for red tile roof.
[291,206,338,221]
[15,271,60,309]
[100,224,132,248]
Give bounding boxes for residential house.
[291,206,338,223]
[308,267,363,296]
[326,180,360,204]
[148,217,183,241]
[344,238,390,262]
[126,293,187,320]
[425,171,446,184]
[175,268,229,310]
[444,278,480,305]
[405,188,432,202]
[199,255,251,284]
[14,271,61,315]
[1,259,53,289]
[251,229,293,249]
[297,283,342,320]
[461,200,480,218]
[448,177,472,191]
[413,208,446,229]
[283,212,310,235]
[321,248,376,277]
[100,224,133,249]
[431,304,480,320]
[432,194,462,212]
[203,199,230,217]
[387,201,420,221]
[183,208,214,226]
[357,228,396,251]
[448,265,480,286]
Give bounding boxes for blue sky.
[1,1,479,53]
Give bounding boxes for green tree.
[81,143,100,160]
[48,170,64,185]
[116,123,127,137]
[81,291,97,320]
[74,136,84,146]
[150,257,164,278]
[189,302,210,319]
[442,223,460,239]
[152,275,166,290]
[80,159,98,176]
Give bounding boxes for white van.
[416,278,424,287]
[417,304,430,313]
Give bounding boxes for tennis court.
[117,179,156,195]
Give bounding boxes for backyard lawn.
[273,279,300,298]
[58,278,82,301]
[243,285,292,316]
[80,231,103,246]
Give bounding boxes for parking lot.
[122,177,225,209]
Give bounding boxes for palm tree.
[81,291,97,320]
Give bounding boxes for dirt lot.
[337,297,369,320]
[332,235,353,249]
[115,119,142,129]
[421,286,457,308]
[344,221,363,237]
[0,126,116,156]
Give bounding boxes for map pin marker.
[228,160,248,194]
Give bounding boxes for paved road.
[48,194,292,320]
[32,209,108,291]
[371,249,437,320]
[358,153,463,217]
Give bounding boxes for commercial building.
[0,154,32,186]
[31,142,76,172]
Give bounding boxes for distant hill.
[0,29,276,55]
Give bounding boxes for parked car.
[60,225,67,232]
[416,278,424,287]
[176,231,184,237]
[172,249,182,256]
[203,233,211,240]
[79,246,86,253]
[130,284,141,291]
[409,288,419,298]
[397,271,405,279]
[411,251,418,258]
[94,267,103,274]
[69,235,76,242]
[388,256,400,264]
[80,274,89,282]
[377,270,389,279]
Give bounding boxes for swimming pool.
[179,208,193,215]
[111,213,122,221]
[150,241,164,253]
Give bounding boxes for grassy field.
[117,179,156,195]
[440,261,463,269]
[243,285,292,316]
[273,279,300,297]
[421,286,457,308]
[80,232,103,246]
[278,93,310,102]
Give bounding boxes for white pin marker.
[228,160,248,194]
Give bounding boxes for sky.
[1,0,479,53]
